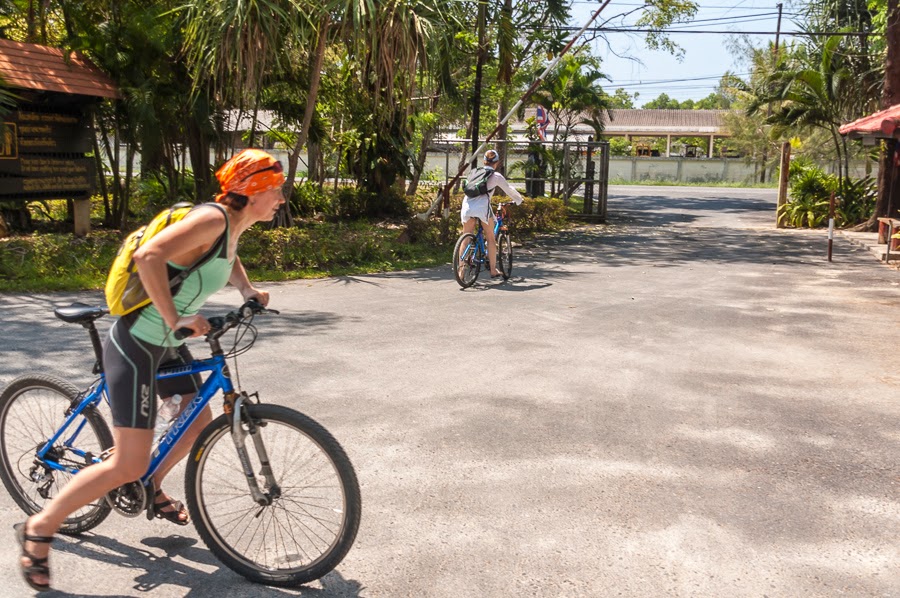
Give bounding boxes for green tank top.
[129,208,232,347]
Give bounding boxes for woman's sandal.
[152,489,190,526]
[13,521,54,592]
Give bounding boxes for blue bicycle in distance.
[452,202,514,288]
[0,299,360,587]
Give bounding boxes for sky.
[569,0,802,104]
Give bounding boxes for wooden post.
[73,198,91,237]
[776,141,791,228]
[827,191,835,262]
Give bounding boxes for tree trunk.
[91,111,111,222]
[186,113,212,202]
[26,0,37,43]
[870,0,900,229]
[275,15,330,228]
[407,127,434,197]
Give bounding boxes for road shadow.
[43,532,363,597]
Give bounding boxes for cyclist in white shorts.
[461,149,524,277]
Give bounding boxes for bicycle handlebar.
[174,299,279,341]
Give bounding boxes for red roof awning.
[0,38,119,99]
[839,104,900,139]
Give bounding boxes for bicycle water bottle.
[153,394,183,444]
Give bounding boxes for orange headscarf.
[215,149,285,202]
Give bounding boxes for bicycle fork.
[225,392,280,507]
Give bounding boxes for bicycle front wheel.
[0,375,113,534]
[497,232,513,279]
[186,404,361,587]
[453,232,479,288]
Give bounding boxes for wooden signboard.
[0,107,95,199]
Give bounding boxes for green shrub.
[783,161,875,228]
[506,197,568,235]
[836,176,876,226]
[289,181,330,217]
[783,163,835,228]
[131,174,197,220]
[0,231,122,291]
[332,187,410,220]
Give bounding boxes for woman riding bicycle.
[461,149,524,277]
[15,148,285,592]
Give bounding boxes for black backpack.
[463,168,493,198]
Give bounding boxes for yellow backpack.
[105,202,226,316]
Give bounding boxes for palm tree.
[528,52,611,197]
[334,0,450,196]
[749,35,866,192]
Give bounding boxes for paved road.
[1,186,898,597]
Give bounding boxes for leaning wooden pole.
[416,0,615,220]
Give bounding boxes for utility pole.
[470,1,488,170]
[761,3,783,184]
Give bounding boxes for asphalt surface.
[1,185,899,597]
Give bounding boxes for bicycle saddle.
[54,303,108,324]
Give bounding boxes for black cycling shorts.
[102,318,202,429]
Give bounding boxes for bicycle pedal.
[99,447,116,460]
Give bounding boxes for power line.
[610,73,750,85]
[561,26,879,37]
[573,1,790,8]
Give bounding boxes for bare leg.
[457,219,478,278]
[22,427,153,587]
[484,217,499,275]
[152,395,211,521]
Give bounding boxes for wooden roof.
[839,104,900,139]
[0,38,119,99]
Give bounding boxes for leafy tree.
[641,93,681,109]
[605,88,639,109]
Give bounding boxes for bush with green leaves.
[835,176,876,226]
[333,187,410,220]
[289,181,330,218]
[0,231,122,291]
[506,197,568,235]
[782,161,875,228]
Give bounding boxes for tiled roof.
[0,38,119,99]
[602,109,727,133]
[522,108,728,135]
[839,104,900,138]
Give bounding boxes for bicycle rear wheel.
[186,403,361,587]
[497,232,513,279]
[0,375,113,534]
[453,232,479,288]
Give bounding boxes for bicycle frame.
[37,354,233,487]
[465,207,506,266]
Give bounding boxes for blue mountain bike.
[452,202,513,288]
[0,300,360,587]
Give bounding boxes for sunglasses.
[239,161,283,182]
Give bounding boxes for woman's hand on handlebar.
[241,286,269,307]
[173,314,211,339]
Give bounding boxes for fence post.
[600,142,609,220]
[776,141,791,228]
[827,191,835,262]
[73,198,91,237]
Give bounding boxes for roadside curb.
[839,230,899,268]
